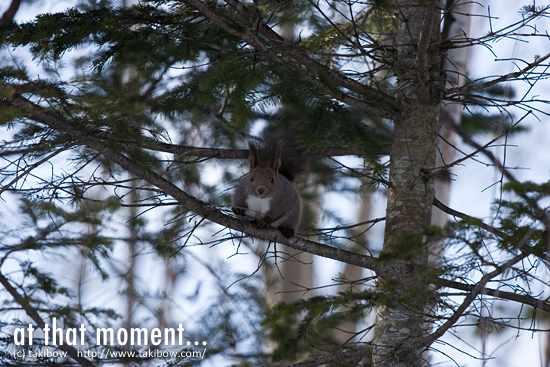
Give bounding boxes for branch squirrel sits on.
[232,136,304,238]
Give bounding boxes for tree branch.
[0,145,72,197]
[184,0,400,117]
[434,110,529,176]
[447,114,550,230]
[0,0,21,24]
[0,272,94,367]
[140,139,367,159]
[286,346,371,367]
[418,250,530,348]
[437,278,550,313]
[432,197,508,238]
[10,94,379,272]
[446,51,550,97]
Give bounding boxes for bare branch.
[446,51,550,97]
[0,0,21,24]
[437,278,550,313]
[434,111,529,175]
[433,197,508,238]
[0,145,72,196]
[418,251,530,348]
[448,115,550,230]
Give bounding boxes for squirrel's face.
[250,166,278,198]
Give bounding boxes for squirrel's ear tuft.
[271,156,282,173]
[264,136,282,171]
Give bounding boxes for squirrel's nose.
[257,187,265,195]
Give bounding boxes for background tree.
[1,1,550,367]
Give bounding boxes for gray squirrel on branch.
[232,136,304,238]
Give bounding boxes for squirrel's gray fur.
[232,136,304,238]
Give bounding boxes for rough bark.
[371,1,442,366]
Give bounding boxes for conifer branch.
[0,272,94,367]
[184,0,400,117]
[139,139,370,159]
[285,346,371,367]
[9,94,379,272]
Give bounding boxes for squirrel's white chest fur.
[245,195,271,218]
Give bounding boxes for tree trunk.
[423,2,472,365]
[372,1,441,366]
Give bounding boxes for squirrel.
[232,136,304,238]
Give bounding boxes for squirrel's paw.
[256,218,270,228]
[232,207,246,217]
[278,227,295,238]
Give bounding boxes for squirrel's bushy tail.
[248,135,305,182]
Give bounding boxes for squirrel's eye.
[250,176,254,182]
[271,178,274,184]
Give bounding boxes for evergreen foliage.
[1,0,550,366]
